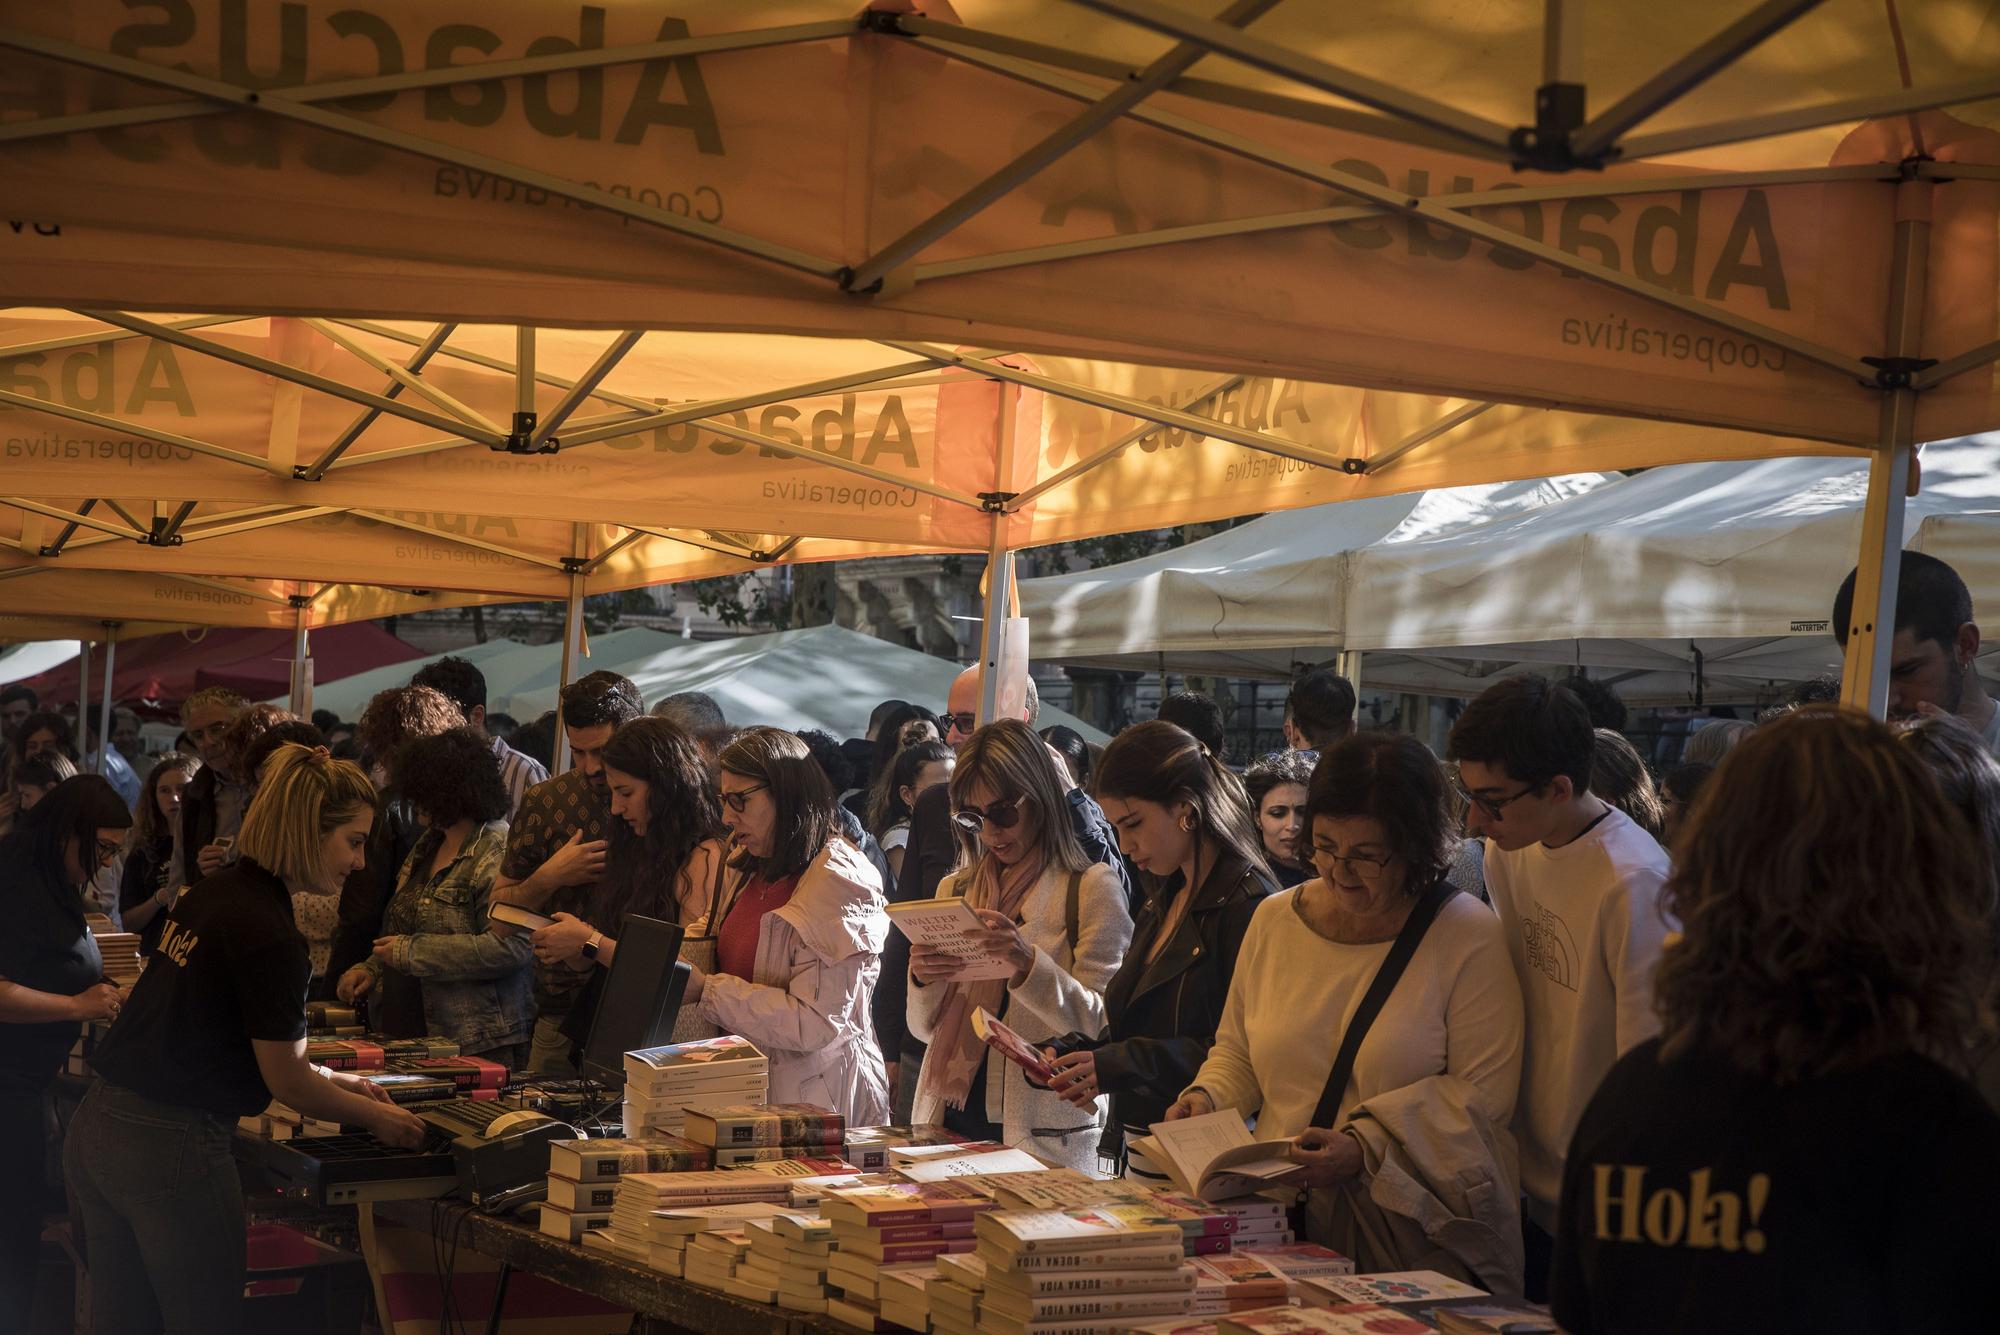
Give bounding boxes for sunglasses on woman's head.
[718,782,768,813]
[952,795,1024,834]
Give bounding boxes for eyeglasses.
[942,712,978,737]
[718,783,769,814]
[952,796,1025,835]
[93,839,123,866]
[1451,769,1545,822]
[1310,844,1396,880]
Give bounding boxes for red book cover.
[875,1238,978,1263]
[1188,1233,1233,1256]
[867,1220,978,1244]
[399,1055,508,1089]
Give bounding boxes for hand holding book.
[1287,1126,1364,1188]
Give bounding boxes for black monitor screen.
[580,915,690,1088]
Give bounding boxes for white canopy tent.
[486,623,1106,743]
[1017,475,1612,676]
[0,639,83,687]
[1341,436,2000,703]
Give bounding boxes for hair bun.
[309,745,332,763]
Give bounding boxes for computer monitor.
[579,915,691,1088]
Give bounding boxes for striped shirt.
[490,735,550,820]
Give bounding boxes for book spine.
[854,1220,976,1244]
[985,1270,1196,1298]
[984,1245,1187,1271]
[1186,1234,1231,1257]
[873,1239,978,1263]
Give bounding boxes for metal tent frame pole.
[76,640,92,773]
[1840,170,1932,718]
[553,524,587,775]
[97,623,119,776]
[976,386,1021,727]
[289,598,313,716]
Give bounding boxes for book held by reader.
[971,1006,1061,1084]
[1127,1109,1307,1203]
[885,896,1018,980]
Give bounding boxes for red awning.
[17,623,423,713]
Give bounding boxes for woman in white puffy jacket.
[908,720,1133,1170]
[685,727,891,1125]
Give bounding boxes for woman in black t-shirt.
[0,776,129,1333]
[1552,709,2000,1335]
[66,744,424,1335]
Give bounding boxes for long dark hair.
[1094,722,1269,892]
[6,774,132,893]
[719,728,840,882]
[596,718,722,924]
[131,752,201,852]
[1307,732,1459,898]
[868,740,953,838]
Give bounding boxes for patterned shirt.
[500,769,609,1014]
[490,735,550,820]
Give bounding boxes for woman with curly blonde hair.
[1552,707,2000,1335]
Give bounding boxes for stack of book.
[376,1035,462,1060]
[600,1200,799,1273]
[91,929,142,988]
[359,1071,463,1106]
[824,1182,996,1331]
[622,1036,767,1138]
[846,1125,976,1173]
[973,1208,1200,1334]
[683,1228,754,1291]
[1431,1304,1557,1334]
[544,1135,710,1243]
[235,1101,339,1140]
[603,1168,795,1261]
[304,1000,364,1035]
[1218,1197,1295,1252]
[1126,1195,1239,1257]
[732,1214,837,1309]
[685,1103,846,1166]
[928,1253,986,1335]
[1219,1307,1426,1334]
[387,1053,508,1093]
[305,1038,386,1071]
[877,1260,940,1332]
[1237,1243,1354,1296]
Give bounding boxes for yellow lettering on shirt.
[1593,1165,1771,1253]
[157,921,199,967]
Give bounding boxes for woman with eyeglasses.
[908,720,1134,1169]
[1041,722,1274,1178]
[65,746,424,1335]
[1172,732,1524,1291]
[677,727,890,1124]
[0,775,130,1331]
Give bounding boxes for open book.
[886,897,1016,980]
[1126,1109,1307,1203]
[971,1006,1059,1084]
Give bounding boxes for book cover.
[846,1236,979,1264]
[966,1170,1148,1212]
[977,1208,1185,1256]
[823,1181,995,1227]
[390,1055,508,1090]
[625,1034,766,1071]
[1190,1255,1288,1301]
[548,1136,710,1180]
[898,1147,1049,1182]
[546,1176,620,1212]
[885,897,1019,980]
[305,1039,385,1071]
[1298,1272,1487,1307]
[1431,1303,1558,1334]
[1131,1110,1306,1204]
[1238,1243,1355,1284]
[971,1006,1060,1083]
[983,1284,1196,1320]
[618,1170,794,1201]
[1221,1304,1431,1335]
[833,1218,977,1245]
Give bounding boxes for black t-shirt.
[1553,1036,2000,1335]
[92,858,312,1117]
[0,835,102,1090]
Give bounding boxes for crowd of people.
[1,549,1998,1333]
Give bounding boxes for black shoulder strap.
[1309,877,1457,1131]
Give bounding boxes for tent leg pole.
[976,518,1015,727]
[1840,175,1931,719]
[554,523,586,774]
[289,600,314,717]
[97,623,119,776]
[77,641,92,773]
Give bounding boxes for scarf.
[920,847,1048,1111]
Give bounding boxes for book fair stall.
[4,2,2000,1334]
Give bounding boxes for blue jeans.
[63,1080,246,1335]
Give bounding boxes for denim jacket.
[364,820,533,1057]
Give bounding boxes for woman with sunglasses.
[679,727,890,1124]
[0,775,129,1332]
[1172,731,1524,1291]
[1042,722,1274,1178]
[908,720,1133,1169]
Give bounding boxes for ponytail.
[236,743,376,890]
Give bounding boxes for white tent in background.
[1017,476,1614,677]
[489,624,1105,744]
[0,640,83,687]
[1342,437,2000,704]
[285,636,533,721]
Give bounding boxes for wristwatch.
[581,931,603,962]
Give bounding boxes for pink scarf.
[920,848,1047,1111]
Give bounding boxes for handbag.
[670,848,741,1044]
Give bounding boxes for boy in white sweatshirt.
[1447,675,1671,1300]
